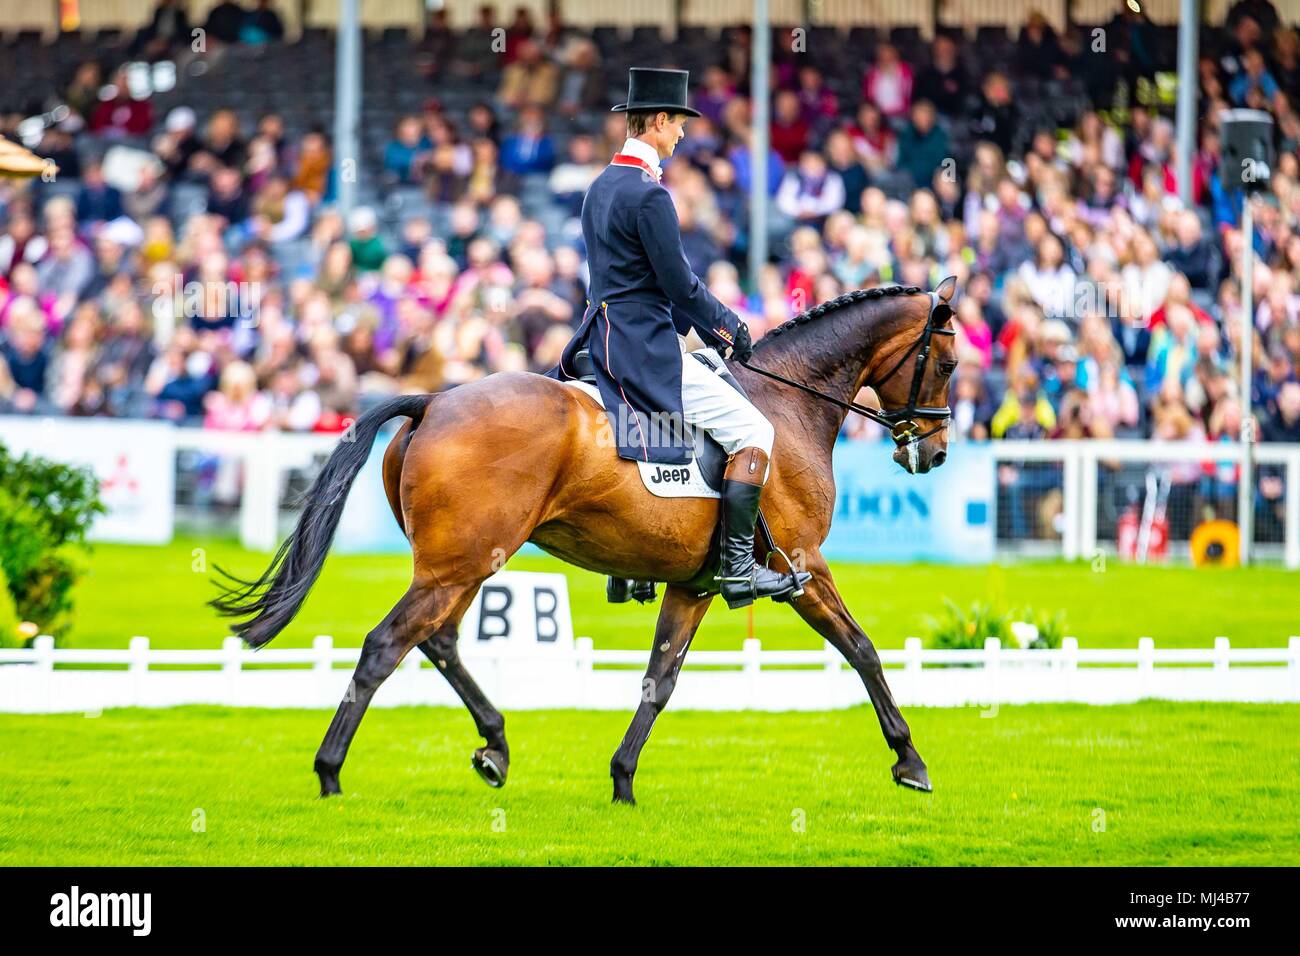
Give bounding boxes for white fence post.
[129,636,149,703]
[1061,636,1078,698]
[400,642,423,700]
[313,635,334,703]
[822,641,840,707]
[983,637,1001,705]
[1213,637,1230,674]
[1286,451,1300,570]
[222,636,242,705]
[1078,448,1099,561]
[904,637,923,677]
[239,432,282,552]
[575,637,593,708]
[743,638,762,708]
[33,634,55,711]
[1137,637,1155,696]
[1062,447,1081,561]
[1289,637,1300,700]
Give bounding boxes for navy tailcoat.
[546,162,741,464]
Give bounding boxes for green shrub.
[923,598,1013,650]
[0,441,105,640]
[0,564,19,648]
[923,599,1068,651]
[1020,608,1067,649]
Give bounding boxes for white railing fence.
[2,635,1297,714]
[987,439,1300,567]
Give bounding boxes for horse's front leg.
[609,585,713,805]
[791,552,931,792]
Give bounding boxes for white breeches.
[678,340,775,457]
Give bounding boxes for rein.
[736,290,956,448]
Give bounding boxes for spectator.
[1165,210,1222,291]
[289,131,332,204]
[88,69,154,138]
[969,71,1018,156]
[863,44,913,120]
[205,0,248,46]
[824,129,868,216]
[847,102,897,175]
[499,107,556,177]
[1016,11,1066,81]
[915,34,967,117]
[896,101,949,190]
[131,0,192,60]
[554,38,604,117]
[1017,234,1077,320]
[776,151,846,228]
[0,299,52,412]
[549,135,601,218]
[498,39,560,108]
[243,0,285,43]
[204,360,271,430]
[770,91,811,165]
[1262,380,1300,441]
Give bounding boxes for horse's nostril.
[932,450,946,467]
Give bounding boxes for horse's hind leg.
[610,585,713,805]
[314,581,477,797]
[417,626,509,787]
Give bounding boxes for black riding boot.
[714,448,811,609]
[606,577,658,604]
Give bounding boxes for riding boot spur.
[715,447,812,609]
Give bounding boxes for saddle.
[571,348,782,600]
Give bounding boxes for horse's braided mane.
[757,284,925,345]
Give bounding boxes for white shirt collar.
[618,137,662,178]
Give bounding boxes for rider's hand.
[729,322,754,364]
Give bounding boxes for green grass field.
[5,539,1296,866]
[60,536,1300,650]
[1,701,1296,866]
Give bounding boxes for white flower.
[1009,621,1039,649]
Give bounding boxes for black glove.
[728,322,753,364]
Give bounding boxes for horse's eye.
[939,362,957,377]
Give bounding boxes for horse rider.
[549,68,811,609]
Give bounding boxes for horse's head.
[871,277,959,475]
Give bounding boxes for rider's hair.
[626,110,681,137]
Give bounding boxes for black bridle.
[738,290,957,447]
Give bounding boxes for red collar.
[610,153,661,182]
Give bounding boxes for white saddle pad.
[563,379,720,499]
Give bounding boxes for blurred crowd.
[1,0,1299,472]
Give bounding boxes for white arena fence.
[2,634,1297,714]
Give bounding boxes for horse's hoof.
[472,748,507,788]
[892,758,932,793]
[319,782,341,798]
[611,776,636,805]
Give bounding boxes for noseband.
[738,291,956,447]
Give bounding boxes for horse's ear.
[936,275,958,303]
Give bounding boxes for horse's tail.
[209,394,430,648]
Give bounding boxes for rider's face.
[654,114,688,159]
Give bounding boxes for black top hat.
[611,68,701,117]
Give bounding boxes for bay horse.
[212,280,959,803]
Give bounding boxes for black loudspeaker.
[1219,108,1275,192]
